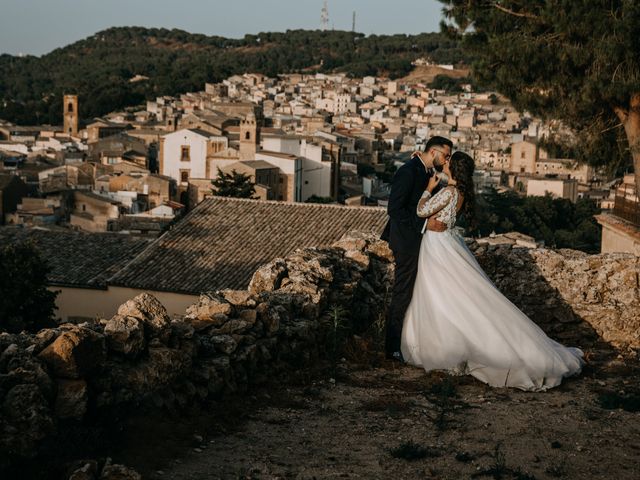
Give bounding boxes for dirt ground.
[111,340,640,480]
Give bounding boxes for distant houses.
[0,197,387,320]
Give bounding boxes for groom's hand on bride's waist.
[426,218,447,232]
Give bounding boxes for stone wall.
[1,232,639,477]
[470,242,640,351]
[0,232,393,475]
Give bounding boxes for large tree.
[0,242,58,333]
[439,0,640,192]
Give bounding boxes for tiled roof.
[0,227,150,289]
[258,150,298,160]
[109,197,387,294]
[234,160,278,170]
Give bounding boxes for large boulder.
[248,258,288,294]
[117,293,171,342]
[0,384,55,463]
[187,293,233,317]
[38,327,106,379]
[104,315,146,358]
[1,344,54,400]
[256,302,282,336]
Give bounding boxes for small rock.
[210,335,238,355]
[55,379,88,420]
[100,462,142,480]
[221,289,256,307]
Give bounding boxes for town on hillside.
[0,71,637,251]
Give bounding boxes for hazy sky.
[0,0,445,56]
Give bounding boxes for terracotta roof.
[0,227,150,289]
[234,160,278,170]
[258,150,298,160]
[109,197,387,294]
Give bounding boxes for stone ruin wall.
[1,232,638,476]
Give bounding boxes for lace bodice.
[417,186,459,232]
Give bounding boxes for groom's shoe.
[386,350,405,363]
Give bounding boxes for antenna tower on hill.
[321,1,329,31]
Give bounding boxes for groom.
[381,136,453,361]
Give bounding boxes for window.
[211,141,224,153]
[521,151,526,159]
[245,131,251,140]
[181,146,190,162]
[181,171,189,183]
[67,103,74,113]
[520,167,525,173]
[82,204,86,212]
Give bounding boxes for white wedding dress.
[401,186,584,391]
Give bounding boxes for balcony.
[613,183,640,226]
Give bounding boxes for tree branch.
[490,2,539,20]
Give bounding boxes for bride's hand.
[442,159,452,178]
[427,217,447,232]
[426,174,439,193]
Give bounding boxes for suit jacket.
[381,156,436,255]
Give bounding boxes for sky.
[0,0,445,56]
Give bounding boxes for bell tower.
[63,94,79,136]
[239,113,258,160]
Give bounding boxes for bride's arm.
[417,188,453,218]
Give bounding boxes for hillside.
[400,64,470,84]
[0,27,469,126]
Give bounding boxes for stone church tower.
[239,113,258,161]
[63,94,79,136]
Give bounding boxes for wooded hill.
[0,27,469,125]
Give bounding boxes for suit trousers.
[385,248,420,354]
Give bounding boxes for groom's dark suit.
[381,155,437,355]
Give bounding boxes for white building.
[261,134,333,200]
[255,151,302,202]
[160,129,213,187]
[526,177,578,202]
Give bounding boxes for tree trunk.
[615,94,640,195]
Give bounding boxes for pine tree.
[211,168,257,199]
[439,0,640,191]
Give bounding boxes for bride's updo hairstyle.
[449,151,476,228]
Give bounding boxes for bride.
[401,151,584,391]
